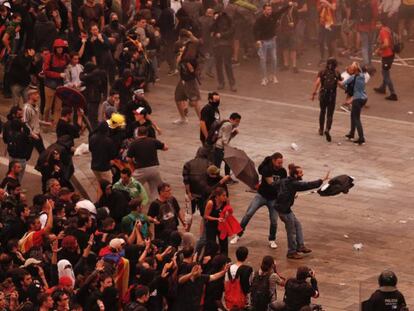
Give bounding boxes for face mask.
[111,20,119,28]
[210,100,220,107]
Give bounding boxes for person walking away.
[198,8,215,78]
[373,18,398,101]
[213,112,241,179]
[204,187,229,255]
[231,152,287,249]
[42,39,70,124]
[275,164,328,259]
[279,2,300,73]
[211,11,237,92]
[253,3,291,86]
[343,62,368,145]
[127,126,168,201]
[311,58,342,142]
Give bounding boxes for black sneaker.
[374,87,386,94]
[385,94,398,101]
[324,131,332,142]
[318,129,323,136]
[353,139,365,145]
[345,134,354,141]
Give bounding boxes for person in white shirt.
[64,52,85,91]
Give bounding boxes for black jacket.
[182,147,211,197]
[80,64,108,103]
[8,52,34,87]
[4,119,32,160]
[210,12,235,47]
[33,12,58,51]
[284,277,318,311]
[275,177,323,214]
[89,127,118,171]
[253,5,290,41]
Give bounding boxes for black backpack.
[205,120,229,145]
[320,69,339,93]
[250,271,271,310]
[356,1,372,24]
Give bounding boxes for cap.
[134,107,147,115]
[109,238,126,252]
[75,199,97,215]
[20,258,42,268]
[207,165,220,175]
[133,88,144,96]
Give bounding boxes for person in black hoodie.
[276,164,329,259]
[231,152,286,249]
[33,12,58,51]
[80,62,107,129]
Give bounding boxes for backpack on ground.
[224,269,247,309]
[205,120,230,145]
[250,271,271,310]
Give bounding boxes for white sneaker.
[261,78,268,86]
[230,235,240,244]
[271,75,279,84]
[172,118,188,125]
[268,240,278,249]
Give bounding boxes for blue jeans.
[239,194,278,241]
[381,56,396,94]
[359,31,374,67]
[350,98,367,141]
[279,212,304,254]
[258,38,277,79]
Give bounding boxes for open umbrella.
[55,86,92,132]
[317,175,354,196]
[224,145,259,189]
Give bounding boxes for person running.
[343,62,368,145]
[276,164,328,259]
[231,152,287,249]
[311,58,343,142]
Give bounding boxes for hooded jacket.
[80,62,108,103]
[33,12,58,51]
[182,147,212,197]
[275,177,323,214]
[43,39,70,84]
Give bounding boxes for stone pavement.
[0,45,413,309]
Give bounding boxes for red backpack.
[224,268,247,309]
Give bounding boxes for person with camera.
[362,270,408,311]
[272,266,319,311]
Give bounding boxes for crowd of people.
[0,0,411,309]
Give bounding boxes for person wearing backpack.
[373,17,398,101]
[311,58,343,142]
[275,164,329,259]
[200,92,221,145]
[224,246,253,310]
[250,255,285,311]
[213,112,241,181]
[355,0,378,71]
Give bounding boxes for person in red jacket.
[42,39,70,124]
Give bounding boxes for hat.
[20,258,42,268]
[27,87,39,96]
[109,238,125,252]
[133,88,144,96]
[59,276,74,287]
[207,165,220,175]
[134,107,147,115]
[107,113,126,129]
[75,199,97,215]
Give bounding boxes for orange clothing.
[378,27,394,58]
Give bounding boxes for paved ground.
[1,42,413,310]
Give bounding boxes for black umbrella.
[224,146,259,189]
[317,175,354,196]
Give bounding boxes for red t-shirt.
[379,27,394,58]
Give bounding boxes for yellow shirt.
[403,0,414,5]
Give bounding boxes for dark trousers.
[380,56,396,94]
[214,45,235,87]
[28,136,45,159]
[213,147,230,175]
[206,224,228,256]
[319,94,336,132]
[88,101,100,130]
[319,26,336,59]
[350,98,367,140]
